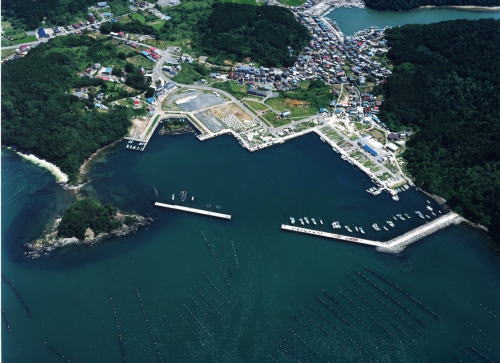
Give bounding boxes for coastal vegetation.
[365,0,500,11]
[1,35,150,182]
[379,19,499,239]
[58,198,119,239]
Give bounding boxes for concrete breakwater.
[154,202,232,220]
[281,212,462,252]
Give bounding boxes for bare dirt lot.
[128,117,149,139]
[209,103,252,122]
[284,98,309,108]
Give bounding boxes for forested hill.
[1,0,95,29]
[200,4,311,67]
[379,19,500,240]
[365,0,499,11]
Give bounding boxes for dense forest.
[1,0,95,28]
[379,19,499,240]
[1,35,149,182]
[200,4,311,67]
[58,198,119,239]
[365,0,499,11]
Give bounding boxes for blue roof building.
[146,97,156,104]
[37,28,49,38]
[362,144,378,157]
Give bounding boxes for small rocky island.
[25,198,152,258]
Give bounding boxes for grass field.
[218,0,259,4]
[213,81,249,99]
[245,100,269,112]
[1,49,17,59]
[278,0,306,5]
[126,54,154,69]
[265,96,317,119]
[172,63,209,84]
[1,20,37,47]
[262,111,290,127]
[369,128,386,144]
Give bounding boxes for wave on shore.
[14,150,69,183]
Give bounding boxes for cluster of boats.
[290,217,324,226]
[331,221,365,234]
[171,191,195,202]
[288,202,442,236]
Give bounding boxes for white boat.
[372,223,380,231]
[191,196,195,201]
[404,213,411,219]
[345,226,352,233]
[171,193,175,200]
[299,218,304,225]
[304,217,310,224]
[432,212,436,216]
[392,195,399,201]
[383,226,388,231]
[355,226,359,232]
[311,218,317,225]
[387,221,395,228]
[393,216,397,220]
[290,217,296,224]
[320,219,324,225]
[360,227,365,234]
[426,205,434,212]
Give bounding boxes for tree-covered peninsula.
[379,19,499,240]
[365,0,499,11]
[1,35,150,183]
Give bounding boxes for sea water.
[327,7,500,35]
[2,133,499,362]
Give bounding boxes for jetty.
[281,212,461,252]
[154,202,231,220]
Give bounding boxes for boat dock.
[281,224,384,247]
[281,212,461,252]
[154,202,231,220]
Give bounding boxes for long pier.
[154,202,231,220]
[281,212,461,252]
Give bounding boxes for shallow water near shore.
[2,133,500,362]
[327,7,500,35]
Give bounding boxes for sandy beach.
[11,149,69,184]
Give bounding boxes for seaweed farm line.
[281,212,461,252]
[154,202,232,220]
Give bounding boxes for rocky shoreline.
[25,212,153,259]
